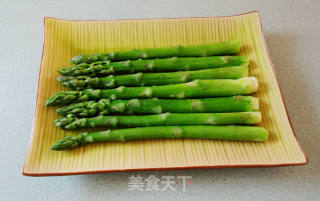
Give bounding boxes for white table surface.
[1,0,319,200]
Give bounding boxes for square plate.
[23,11,307,176]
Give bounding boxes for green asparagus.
[46,77,259,106]
[51,125,269,150]
[71,40,242,64]
[55,112,262,130]
[56,96,259,117]
[59,66,249,90]
[60,56,249,76]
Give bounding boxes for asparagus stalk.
[55,112,262,130]
[71,40,242,64]
[60,56,249,76]
[46,77,259,106]
[51,125,269,150]
[56,96,259,117]
[58,66,249,90]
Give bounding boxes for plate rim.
[23,11,308,177]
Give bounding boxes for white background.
[0,0,319,200]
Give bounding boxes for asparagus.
[71,40,242,64]
[51,125,269,150]
[55,112,262,130]
[56,96,259,117]
[59,66,249,90]
[60,56,249,76]
[46,77,259,106]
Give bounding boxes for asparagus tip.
[55,117,78,129]
[71,55,88,65]
[46,91,80,107]
[46,93,63,106]
[50,135,84,151]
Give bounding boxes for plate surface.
[23,11,307,176]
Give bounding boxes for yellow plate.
[23,11,307,176]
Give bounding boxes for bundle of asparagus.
[46,40,268,150]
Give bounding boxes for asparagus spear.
[59,66,249,90]
[71,40,242,64]
[60,56,249,76]
[56,96,259,117]
[55,112,262,130]
[51,125,269,150]
[46,77,259,106]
